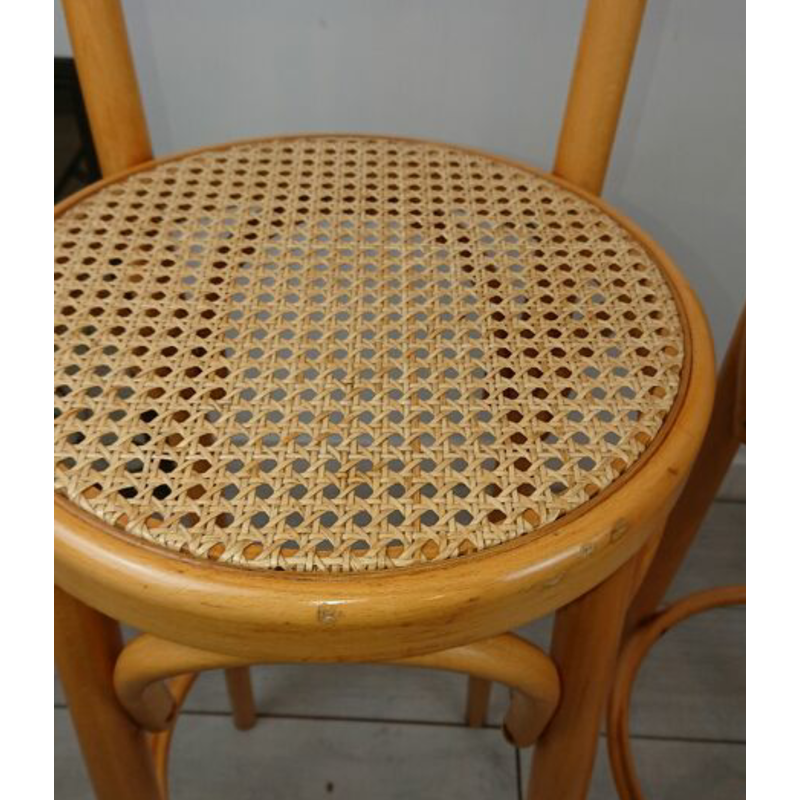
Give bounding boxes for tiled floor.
[54,501,745,799]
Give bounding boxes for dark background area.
[54,57,99,201]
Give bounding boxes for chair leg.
[224,667,257,730]
[527,556,639,800]
[626,312,744,629]
[465,676,492,727]
[55,586,161,800]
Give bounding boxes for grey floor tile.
[623,499,745,742]
[607,738,745,800]
[183,663,480,725]
[628,606,744,741]
[56,707,517,800]
[503,609,742,743]
[55,710,91,799]
[717,454,745,502]
[54,672,65,707]
[665,501,745,601]
[500,502,745,738]
[519,734,745,800]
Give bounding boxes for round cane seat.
[54,136,686,574]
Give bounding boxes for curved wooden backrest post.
[553,0,647,194]
[62,0,152,176]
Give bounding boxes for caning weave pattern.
[54,136,685,573]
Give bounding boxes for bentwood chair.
[54,2,715,798]
[606,310,745,800]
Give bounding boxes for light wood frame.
[55,2,715,799]
[607,585,746,800]
[606,311,745,800]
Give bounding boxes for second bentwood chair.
[54,2,715,799]
[606,310,745,800]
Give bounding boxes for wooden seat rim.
[54,134,715,663]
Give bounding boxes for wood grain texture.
[54,586,160,800]
[527,553,642,800]
[61,0,152,176]
[627,311,745,628]
[53,137,715,665]
[224,668,257,731]
[114,631,560,748]
[466,677,492,728]
[553,0,647,194]
[53,2,722,796]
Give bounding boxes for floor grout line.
[712,496,746,506]
[54,702,504,730]
[514,747,523,800]
[54,702,746,746]
[599,731,746,747]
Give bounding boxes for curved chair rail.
[607,585,746,800]
[116,632,561,746]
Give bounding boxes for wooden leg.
[527,556,639,800]
[224,667,257,731]
[55,586,160,800]
[626,313,745,629]
[465,676,492,727]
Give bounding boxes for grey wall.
[55,0,744,357]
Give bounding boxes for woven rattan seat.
[54,135,685,573]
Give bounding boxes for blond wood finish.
[115,631,559,749]
[628,509,671,599]
[734,313,746,443]
[607,313,745,800]
[55,2,719,797]
[55,586,160,800]
[149,674,197,800]
[528,553,641,800]
[61,0,152,176]
[607,586,745,800]
[627,312,745,628]
[468,0,650,730]
[553,0,647,194]
[53,141,715,666]
[465,677,492,728]
[224,668,257,731]
[395,635,560,747]
[114,636,245,733]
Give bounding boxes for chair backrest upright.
[61,0,647,192]
[61,0,151,177]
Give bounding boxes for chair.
[606,311,745,800]
[54,1,715,798]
